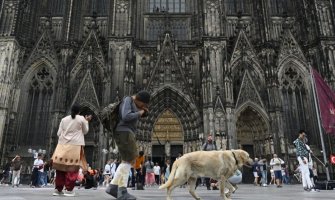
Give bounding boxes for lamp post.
[28,148,46,159]
[198,133,204,150]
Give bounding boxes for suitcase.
[314,180,335,190]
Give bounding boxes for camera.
[142,111,149,118]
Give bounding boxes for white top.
[57,115,89,145]
[270,158,284,171]
[33,159,44,172]
[153,166,160,175]
[110,162,116,177]
[104,164,111,175]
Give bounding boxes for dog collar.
[232,151,238,166]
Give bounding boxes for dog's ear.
[237,150,249,164]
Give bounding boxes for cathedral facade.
[0,0,334,174]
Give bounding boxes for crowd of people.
[0,89,324,199]
[251,130,320,192]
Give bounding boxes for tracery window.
[267,0,293,16]
[83,0,108,15]
[18,66,54,146]
[149,0,186,13]
[281,66,308,141]
[225,0,252,15]
[48,0,66,15]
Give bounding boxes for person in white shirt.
[32,154,44,187]
[270,154,284,188]
[153,163,161,185]
[103,160,113,187]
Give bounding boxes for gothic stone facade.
[0,0,334,171]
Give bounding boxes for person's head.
[139,151,144,157]
[134,90,151,109]
[207,135,213,143]
[71,104,81,119]
[254,158,259,162]
[155,162,158,166]
[37,153,42,159]
[298,130,306,139]
[178,152,182,157]
[15,155,21,160]
[148,157,151,161]
[166,159,170,164]
[273,154,278,158]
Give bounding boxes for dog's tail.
[159,159,179,190]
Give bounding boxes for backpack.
[204,141,217,151]
[100,101,122,132]
[99,100,122,148]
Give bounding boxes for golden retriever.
[159,149,253,200]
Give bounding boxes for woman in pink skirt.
[144,158,155,186]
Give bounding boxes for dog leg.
[188,177,201,200]
[219,178,231,200]
[225,181,234,198]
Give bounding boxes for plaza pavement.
[0,184,334,200]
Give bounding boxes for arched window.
[83,0,109,15]
[18,66,54,146]
[149,0,186,13]
[48,0,66,16]
[281,66,308,141]
[225,0,252,15]
[267,0,293,16]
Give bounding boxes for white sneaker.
[52,189,64,196]
[262,184,268,187]
[311,188,320,192]
[64,190,76,197]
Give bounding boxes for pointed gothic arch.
[15,61,56,147]
[278,58,315,142]
[140,85,201,142]
[235,102,271,158]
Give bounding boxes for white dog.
[159,149,253,200]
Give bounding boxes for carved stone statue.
[270,138,274,154]
[215,136,222,150]
[165,141,171,157]
[187,141,192,152]
[221,136,227,150]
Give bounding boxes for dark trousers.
[155,175,160,185]
[55,170,78,192]
[131,168,136,187]
[31,168,39,186]
[205,178,210,189]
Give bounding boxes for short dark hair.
[299,130,305,134]
[139,151,144,156]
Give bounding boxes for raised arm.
[120,97,141,122]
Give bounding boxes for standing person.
[0,159,11,185]
[11,155,22,187]
[153,163,161,185]
[133,151,145,190]
[105,91,150,200]
[293,130,315,191]
[270,154,284,188]
[252,158,260,186]
[32,153,44,187]
[103,160,112,187]
[258,158,268,186]
[202,134,217,190]
[144,157,155,187]
[163,159,171,183]
[51,104,92,196]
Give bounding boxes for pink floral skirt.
[145,172,155,185]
